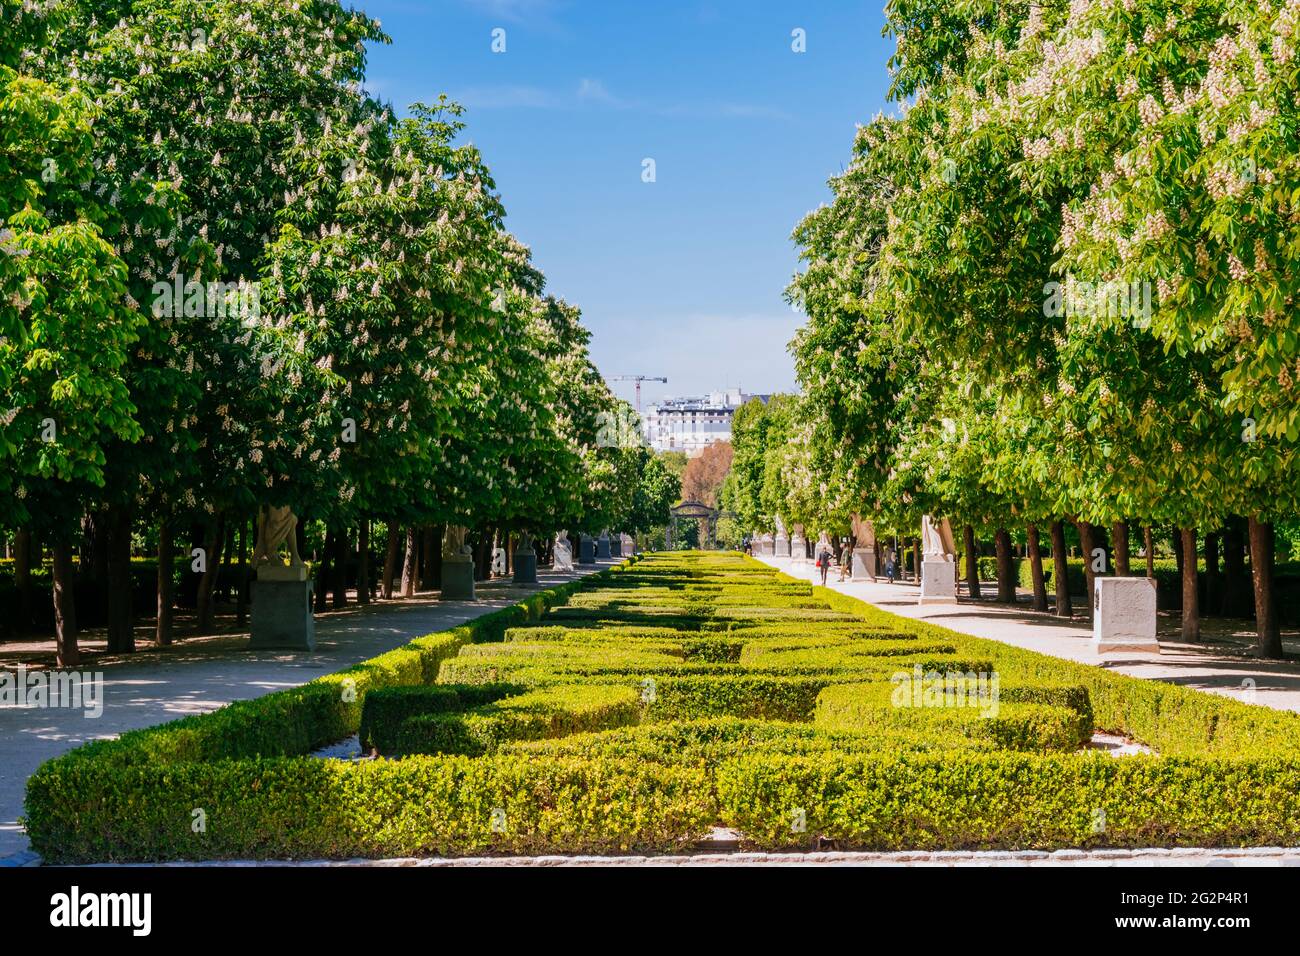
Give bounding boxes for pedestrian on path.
[838,540,852,582]
[816,548,831,586]
[884,546,897,583]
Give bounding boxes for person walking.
[816,546,831,586]
[884,545,897,584]
[838,540,852,582]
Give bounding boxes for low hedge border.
[23,562,634,861]
[717,751,1300,850]
[381,684,643,757]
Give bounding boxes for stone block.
[919,559,957,604]
[596,533,612,559]
[250,579,315,650]
[440,556,476,601]
[852,547,876,581]
[579,536,596,565]
[512,549,539,585]
[1093,576,1159,653]
[774,533,790,557]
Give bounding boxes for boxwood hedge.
[24,550,1300,860]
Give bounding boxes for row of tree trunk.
[954,517,1281,658]
[13,513,551,667]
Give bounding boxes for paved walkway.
[0,562,614,859]
[759,555,1300,713]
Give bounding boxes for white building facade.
[642,389,766,456]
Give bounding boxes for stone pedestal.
[852,547,876,581]
[440,556,476,601]
[512,548,539,585]
[919,559,957,604]
[1093,577,1159,653]
[620,533,635,555]
[596,532,612,560]
[609,535,623,558]
[790,535,806,563]
[579,536,596,565]
[250,577,315,651]
[774,533,790,557]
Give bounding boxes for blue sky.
[360,1,894,406]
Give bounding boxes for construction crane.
[609,375,667,413]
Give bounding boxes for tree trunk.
[912,536,920,582]
[401,526,418,598]
[330,525,348,609]
[1050,520,1072,617]
[1112,520,1130,576]
[52,540,79,667]
[421,526,437,590]
[1144,525,1155,578]
[1203,531,1221,616]
[963,524,981,599]
[994,528,1016,603]
[235,518,249,628]
[13,528,33,636]
[315,526,334,612]
[81,510,110,627]
[1075,519,1096,620]
[1221,519,1248,617]
[105,504,135,653]
[1248,516,1282,659]
[196,511,226,633]
[156,518,175,645]
[1026,523,1048,612]
[1180,527,1199,642]
[428,524,444,589]
[382,522,399,600]
[357,519,371,606]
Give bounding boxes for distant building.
[643,389,767,456]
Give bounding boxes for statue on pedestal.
[249,504,313,649]
[919,515,958,605]
[440,524,475,601]
[850,512,878,581]
[553,530,574,571]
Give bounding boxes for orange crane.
[609,374,667,413]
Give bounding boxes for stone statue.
[252,505,304,567]
[553,531,574,571]
[774,515,787,537]
[921,515,957,560]
[442,525,470,560]
[851,513,876,550]
[490,547,507,575]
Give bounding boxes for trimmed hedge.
[380,684,642,757]
[28,754,714,861]
[26,549,1300,861]
[24,565,628,861]
[815,682,1092,753]
[717,751,1300,849]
